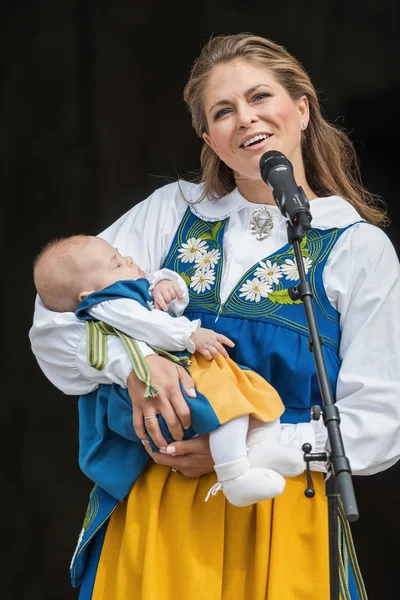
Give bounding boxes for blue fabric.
[70,485,119,588]
[76,278,152,320]
[78,382,220,502]
[77,522,108,598]
[162,208,355,423]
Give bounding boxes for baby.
[33,234,304,506]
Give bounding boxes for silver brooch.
[249,206,274,240]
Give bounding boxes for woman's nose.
[236,105,259,128]
[125,256,133,266]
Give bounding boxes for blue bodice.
[162,207,352,424]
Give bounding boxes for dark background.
[4,1,399,598]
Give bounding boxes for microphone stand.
[284,208,359,600]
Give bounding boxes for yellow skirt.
[188,352,284,424]
[92,465,329,600]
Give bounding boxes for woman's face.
[202,59,309,184]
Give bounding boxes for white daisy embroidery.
[194,249,221,272]
[178,238,208,263]
[239,278,272,302]
[190,270,216,293]
[281,257,313,281]
[254,260,283,285]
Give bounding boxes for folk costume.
[30,181,400,599]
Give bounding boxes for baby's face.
[81,237,145,293]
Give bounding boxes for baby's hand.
[152,279,184,311]
[191,327,235,361]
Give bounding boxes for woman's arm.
[324,223,400,475]
[281,223,400,476]
[288,223,400,475]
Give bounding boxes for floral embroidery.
[237,256,313,304]
[190,270,216,293]
[177,236,221,295]
[281,257,313,281]
[195,249,221,273]
[239,278,273,302]
[254,260,283,285]
[177,237,208,263]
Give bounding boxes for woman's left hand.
[142,434,214,478]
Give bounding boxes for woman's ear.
[297,95,309,126]
[202,132,219,157]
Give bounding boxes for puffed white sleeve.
[29,183,189,394]
[323,223,400,475]
[89,297,199,353]
[282,223,400,475]
[147,268,190,316]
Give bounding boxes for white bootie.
[205,456,286,507]
[247,427,305,477]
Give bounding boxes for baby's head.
[33,234,145,312]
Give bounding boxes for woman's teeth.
[242,134,269,148]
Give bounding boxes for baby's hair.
[33,234,90,312]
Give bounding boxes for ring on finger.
[143,415,159,420]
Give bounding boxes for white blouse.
[29,181,400,476]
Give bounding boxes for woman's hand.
[127,354,195,448]
[143,434,214,478]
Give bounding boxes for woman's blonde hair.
[183,33,387,226]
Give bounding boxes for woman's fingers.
[158,393,184,441]
[132,406,147,441]
[142,411,169,448]
[169,387,192,430]
[176,365,196,404]
[127,356,193,447]
[142,435,214,478]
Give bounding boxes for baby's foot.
[205,457,285,507]
[247,427,305,477]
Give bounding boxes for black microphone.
[259,150,312,231]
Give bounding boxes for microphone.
[259,150,312,231]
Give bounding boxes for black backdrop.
[4,1,400,598]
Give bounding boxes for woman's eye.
[215,108,231,120]
[253,93,269,102]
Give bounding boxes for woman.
[29,33,400,599]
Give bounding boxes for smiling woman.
[29,32,400,600]
[201,61,310,199]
